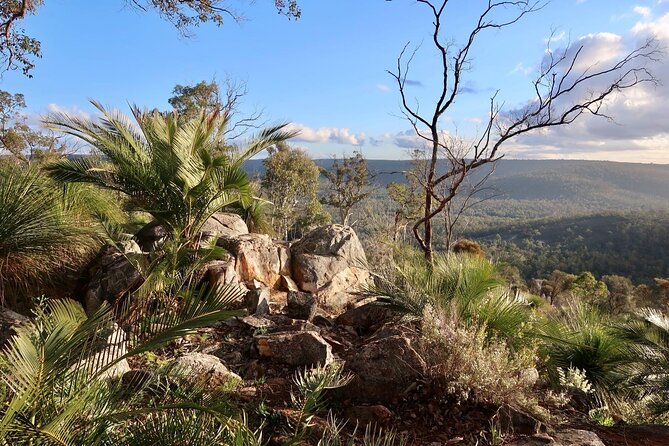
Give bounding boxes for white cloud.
[376,84,390,93]
[544,30,567,44]
[287,123,366,146]
[633,11,669,39]
[509,62,534,76]
[503,17,669,162]
[633,5,652,17]
[46,103,91,120]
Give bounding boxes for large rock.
[172,352,241,386]
[346,333,426,404]
[507,429,605,446]
[286,291,318,321]
[217,234,290,287]
[75,324,130,380]
[201,256,240,288]
[85,251,143,315]
[255,331,333,366]
[200,212,249,240]
[134,212,249,252]
[0,308,28,346]
[290,225,370,311]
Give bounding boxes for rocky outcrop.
[200,212,249,240]
[135,213,249,252]
[255,331,333,366]
[84,248,143,315]
[0,307,28,346]
[201,256,240,288]
[345,330,426,404]
[217,234,289,288]
[172,352,241,386]
[290,225,371,311]
[507,429,605,446]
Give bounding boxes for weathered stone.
[200,212,249,240]
[507,429,605,446]
[201,257,240,288]
[172,352,241,386]
[336,302,399,335]
[286,291,318,321]
[85,252,143,315]
[346,405,394,427]
[246,287,270,315]
[280,274,299,292]
[135,213,248,252]
[118,240,142,254]
[0,307,28,347]
[346,334,426,404]
[290,225,371,311]
[217,234,283,287]
[499,404,544,435]
[134,220,168,252]
[255,331,333,366]
[240,315,276,330]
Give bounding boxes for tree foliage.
[261,141,329,240]
[0,0,301,76]
[320,151,371,226]
[0,89,65,164]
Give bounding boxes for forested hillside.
[247,159,669,284]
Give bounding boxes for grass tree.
[0,166,95,307]
[44,102,296,245]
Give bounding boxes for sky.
[2,0,668,162]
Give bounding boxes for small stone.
[172,353,241,386]
[346,405,393,427]
[255,331,333,366]
[280,275,299,292]
[240,315,276,330]
[286,290,318,321]
[246,287,270,315]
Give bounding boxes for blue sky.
[2,0,668,161]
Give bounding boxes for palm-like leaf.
[0,282,246,445]
[44,103,296,242]
[618,308,669,415]
[539,302,632,402]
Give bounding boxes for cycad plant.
[620,308,669,416]
[44,102,295,244]
[0,284,248,445]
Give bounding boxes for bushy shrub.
[423,322,539,409]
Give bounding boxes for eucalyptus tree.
[261,141,329,240]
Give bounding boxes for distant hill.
[245,159,669,212]
[246,158,669,283]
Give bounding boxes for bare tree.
[390,0,661,263]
